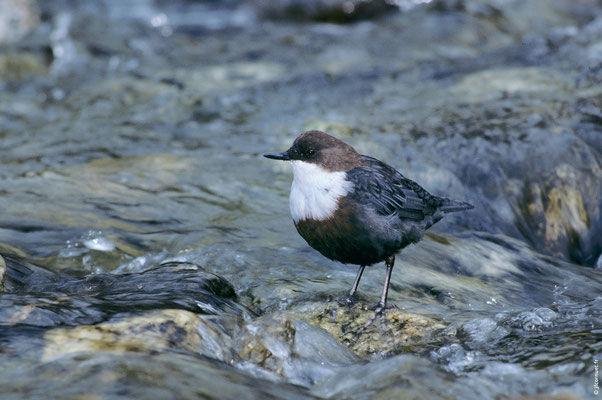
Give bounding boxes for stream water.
[0,1,601,399]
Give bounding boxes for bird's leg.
[349,265,365,297]
[341,265,365,305]
[375,255,395,315]
[356,256,395,334]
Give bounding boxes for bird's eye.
[307,148,315,157]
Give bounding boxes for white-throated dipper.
[264,130,473,315]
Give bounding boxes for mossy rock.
[305,301,449,358]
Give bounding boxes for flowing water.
[0,0,601,399]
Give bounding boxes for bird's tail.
[437,197,474,213]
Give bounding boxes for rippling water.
[0,0,601,399]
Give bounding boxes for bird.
[264,130,473,316]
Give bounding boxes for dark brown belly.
[293,201,405,266]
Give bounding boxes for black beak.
[263,151,290,161]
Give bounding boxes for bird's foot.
[355,302,387,335]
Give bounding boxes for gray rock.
[0,0,39,44]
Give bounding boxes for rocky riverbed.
[0,1,600,399]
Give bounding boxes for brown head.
[264,130,362,172]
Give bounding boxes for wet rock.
[0,257,249,327]
[0,0,601,399]
[0,51,48,80]
[228,313,361,385]
[310,353,482,399]
[305,301,448,358]
[42,309,205,359]
[236,314,299,377]
[0,351,318,400]
[42,307,362,387]
[458,317,509,348]
[1,253,62,290]
[70,310,359,386]
[10,299,447,395]
[0,0,40,44]
[0,293,105,327]
[430,343,481,374]
[254,0,398,24]
[388,67,602,266]
[515,166,601,267]
[508,307,559,331]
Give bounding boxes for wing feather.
[346,156,438,220]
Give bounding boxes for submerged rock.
[0,351,318,400]
[198,312,361,385]
[0,257,249,327]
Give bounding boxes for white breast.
[288,160,354,222]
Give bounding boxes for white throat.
[288,160,354,222]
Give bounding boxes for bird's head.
[264,130,361,172]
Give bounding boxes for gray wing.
[346,156,441,220]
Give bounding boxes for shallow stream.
[0,1,601,399]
